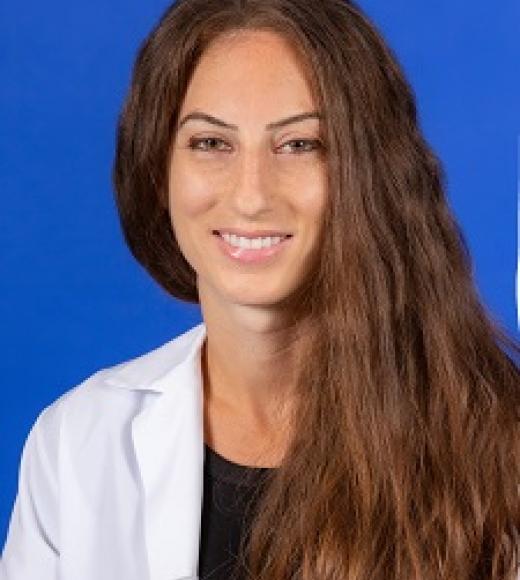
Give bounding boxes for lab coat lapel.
[131,333,205,580]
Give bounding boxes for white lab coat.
[1,322,208,580]
[3,321,519,580]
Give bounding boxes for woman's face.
[168,29,327,309]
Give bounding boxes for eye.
[188,137,231,152]
[278,139,323,154]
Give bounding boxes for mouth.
[212,229,293,264]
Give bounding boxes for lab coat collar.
[106,322,208,579]
[103,322,207,394]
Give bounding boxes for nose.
[229,147,272,217]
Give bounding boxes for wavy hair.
[113,0,520,578]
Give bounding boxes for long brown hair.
[113,0,520,578]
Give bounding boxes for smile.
[213,231,293,264]
[219,232,290,249]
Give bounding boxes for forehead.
[180,29,317,114]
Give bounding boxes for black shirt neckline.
[204,443,275,487]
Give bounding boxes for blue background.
[1,0,519,544]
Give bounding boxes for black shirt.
[198,444,275,580]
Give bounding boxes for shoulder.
[30,322,207,451]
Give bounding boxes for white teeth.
[221,233,285,249]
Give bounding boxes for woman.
[2,0,519,578]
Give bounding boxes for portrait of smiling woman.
[1,0,519,579]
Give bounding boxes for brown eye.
[188,137,231,152]
[278,139,322,154]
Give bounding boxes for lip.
[214,231,292,264]
[213,228,292,238]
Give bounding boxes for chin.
[220,284,292,306]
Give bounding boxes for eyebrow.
[177,111,322,131]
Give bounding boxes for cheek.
[285,166,327,223]
[168,163,215,219]
[297,185,327,215]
